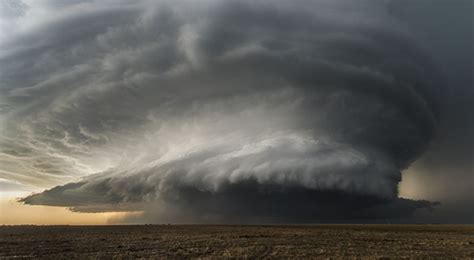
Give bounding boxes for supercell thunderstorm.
[0,0,443,222]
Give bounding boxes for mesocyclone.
[0,0,442,222]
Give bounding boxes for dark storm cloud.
[23,177,438,223]
[0,0,448,222]
[389,0,473,223]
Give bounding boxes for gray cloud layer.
[388,0,473,223]
[0,0,466,222]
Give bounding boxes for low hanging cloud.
[0,0,444,222]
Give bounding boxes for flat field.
[0,225,473,259]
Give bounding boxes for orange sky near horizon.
[0,192,142,225]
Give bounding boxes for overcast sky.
[0,0,472,224]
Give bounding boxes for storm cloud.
[0,0,452,222]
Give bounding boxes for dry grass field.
[0,225,473,259]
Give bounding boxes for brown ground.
[0,225,473,259]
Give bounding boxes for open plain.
[0,225,473,259]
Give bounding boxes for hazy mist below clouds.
[0,0,471,223]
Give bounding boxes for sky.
[0,0,472,224]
